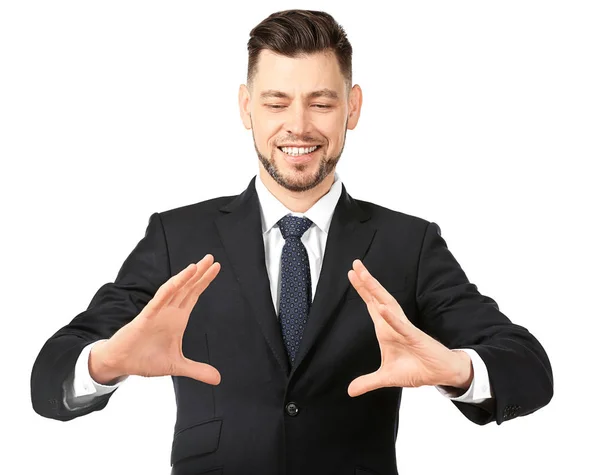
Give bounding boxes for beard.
[250,117,347,193]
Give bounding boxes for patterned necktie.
[277,215,313,365]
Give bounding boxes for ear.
[347,84,363,130]
[239,84,252,130]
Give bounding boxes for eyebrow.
[259,88,340,100]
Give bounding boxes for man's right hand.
[89,254,222,386]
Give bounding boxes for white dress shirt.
[64,171,493,410]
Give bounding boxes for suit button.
[286,402,299,416]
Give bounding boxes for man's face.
[239,50,361,193]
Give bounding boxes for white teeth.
[280,145,318,156]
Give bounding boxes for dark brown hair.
[247,9,353,94]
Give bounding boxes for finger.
[347,268,376,305]
[348,268,387,320]
[347,371,385,397]
[170,254,216,307]
[167,254,214,307]
[351,259,396,305]
[176,358,221,385]
[349,268,411,333]
[145,262,200,316]
[376,301,414,338]
[180,262,221,309]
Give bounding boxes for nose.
[284,103,311,137]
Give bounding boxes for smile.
[277,145,321,157]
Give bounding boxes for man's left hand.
[346,259,473,398]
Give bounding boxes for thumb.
[177,358,221,385]
[347,370,384,398]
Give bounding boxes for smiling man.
[31,9,554,475]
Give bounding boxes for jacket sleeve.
[30,212,171,421]
[415,221,553,425]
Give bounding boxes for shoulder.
[153,192,238,230]
[353,196,432,231]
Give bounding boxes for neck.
[258,167,335,213]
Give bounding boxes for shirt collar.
[254,171,343,235]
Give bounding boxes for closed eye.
[265,104,332,109]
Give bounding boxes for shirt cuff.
[435,348,493,403]
[72,340,128,398]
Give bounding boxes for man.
[31,9,553,475]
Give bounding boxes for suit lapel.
[215,177,290,375]
[289,183,376,379]
[215,176,376,379]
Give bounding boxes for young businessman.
[31,9,553,475]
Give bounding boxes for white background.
[1,1,598,473]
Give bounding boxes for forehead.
[253,49,345,98]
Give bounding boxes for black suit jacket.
[31,176,553,475]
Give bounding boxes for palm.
[111,302,192,378]
[347,260,456,397]
[371,302,444,389]
[99,255,222,385]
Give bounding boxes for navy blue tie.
[277,215,313,365]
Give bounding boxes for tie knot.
[277,215,313,239]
